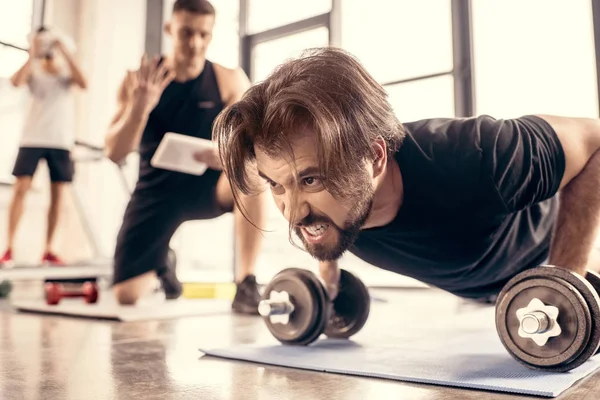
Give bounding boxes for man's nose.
[282,194,310,225]
[189,35,205,49]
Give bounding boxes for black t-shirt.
[349,115,566,300]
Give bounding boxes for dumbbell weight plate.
[585,270,600,354]
[45,282,62,305]
[585,270,600,301]
[261,268,328,346]
[496,266,600,372]
[292,268,330,344]
[82,282,99,304]
[324,269,370,339]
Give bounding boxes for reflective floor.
[1,287,599,400]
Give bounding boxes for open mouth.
[301,223,331,243]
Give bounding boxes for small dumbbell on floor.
[495,266,600,372]
[258,267,371,345]
[45,281,99,305]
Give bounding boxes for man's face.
[254,131,375,261]
[166,11,214,69]
[32,32,52,58]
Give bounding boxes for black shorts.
[12,147,74,183]
[112,183,232,284]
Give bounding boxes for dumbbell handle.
[58,291,90,298]
[258,299,294,317]
[521,311,550,334]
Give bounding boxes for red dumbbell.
[45,282,99,305]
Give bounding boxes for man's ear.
[372,137,387,178]
[164,21,171,36]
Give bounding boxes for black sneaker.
[158,250,182,300]
[232,274,260,315]
[159,267,183,300]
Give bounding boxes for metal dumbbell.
[45,281,99,305]
[495,265,600,372]
[258,267,371,345]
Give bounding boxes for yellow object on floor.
[182,282,236,299]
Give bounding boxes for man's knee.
[113,283,140,305]
[113,286,139,306]
[13,177,32,199]
[112,271,157,305]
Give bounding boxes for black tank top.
[135,60,224,192]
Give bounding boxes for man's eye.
[303,177,320,186]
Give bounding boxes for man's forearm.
[59,48,87,88]
[105,103,150,163]
[10,58,32,87]
[549,149,600,276]
[319,260,341,299]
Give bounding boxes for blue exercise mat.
[201,320,600,397]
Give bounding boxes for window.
[247,0,331,34]
[385,75,455,122]
[0,0,34,48]
[341,0,453,84]
[0,45,29,79]
[472,0,598,118]
[251,26,329,82]
[206,0,240,68]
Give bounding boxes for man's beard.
[294,195,374,262]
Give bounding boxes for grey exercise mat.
[13,294,231,321]
[201,312,600,398]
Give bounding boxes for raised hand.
[131,54,176,114]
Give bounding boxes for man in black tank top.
[213,47,600,304]
[104,0,266,314]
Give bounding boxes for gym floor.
[1,287,598,400]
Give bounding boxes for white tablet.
[150,132,215,176]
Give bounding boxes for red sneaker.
[41,251,66,266]
[0,249,13,268]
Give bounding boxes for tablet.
[150,132,215,176]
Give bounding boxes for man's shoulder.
[402,115,500,140]
[210,61,251,105]
[211,61,246,82]
[396,115,497,187]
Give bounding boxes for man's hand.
[29,35,40,58]
[52,38,68,55]
[131,54,175,115]
[319,261,341,300]
[193,147,222,171]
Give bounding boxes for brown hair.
[173,0,215,15]
[213,47,405,219]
